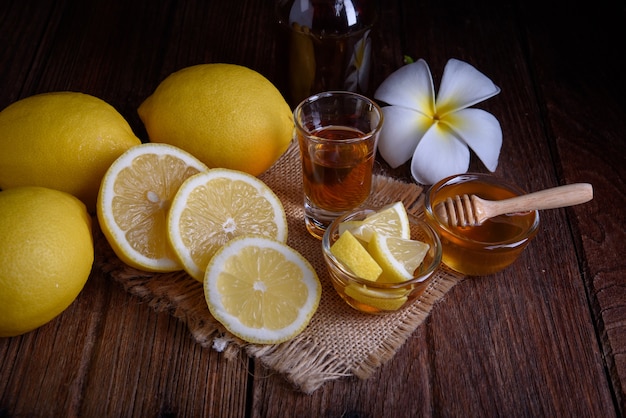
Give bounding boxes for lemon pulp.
[167,169,288,281]
[204,236,321,344]
[97,143,208,272]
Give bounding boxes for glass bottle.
[276,0,378,105]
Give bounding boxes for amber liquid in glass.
[300,126,374,212]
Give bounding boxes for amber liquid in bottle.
[277,0,377,104]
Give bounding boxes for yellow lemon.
[204,236,321,344]
[167,168,288,282]
[138,64,294,176]
[0,92,141,212]
[0,187,94,337]
[97,143,208,272]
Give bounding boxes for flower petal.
[410,123,470,185]
[436,59,500,116]
[374,59,436,117]
[377,106,434,168]
[442,108,502,171]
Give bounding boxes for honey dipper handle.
[489,183,594,214]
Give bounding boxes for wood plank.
[0,265,108,415]
[519,0,626,413]
[0,0,66,107]
[0,0,623,416]
[79,269,249,417]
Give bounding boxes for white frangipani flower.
[374,58,502,185]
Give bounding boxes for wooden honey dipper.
[435,183,593,227]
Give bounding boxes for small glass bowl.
[423,173,540,276]
[322,207,442,314]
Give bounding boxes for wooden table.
[1,0,625,416]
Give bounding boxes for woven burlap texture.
[95,142,464,394]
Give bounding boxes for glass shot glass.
[293,91,383,239]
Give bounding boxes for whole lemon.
[0,92,142,212]
[138,64,294,176]
[0,187,94,337]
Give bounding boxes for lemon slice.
[344,283,409,312]
[368,232,430,283]
[97,143,208,272]
[167,169,288,281]
[339,201,410,242]
[330,230,382,281]
[204,236,321,344]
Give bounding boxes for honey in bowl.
[424,173,540,276]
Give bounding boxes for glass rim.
[293,91,384,143]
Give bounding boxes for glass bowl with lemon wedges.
[322,202,442,314]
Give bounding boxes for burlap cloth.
[95,142,464,394]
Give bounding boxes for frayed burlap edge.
[94,143,465,394]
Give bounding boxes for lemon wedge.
[330,230,382,281]
[368,232,430,283]
[344,283,409,312]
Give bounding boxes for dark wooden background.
[1,0,625,416]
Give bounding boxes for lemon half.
[97,143,208,272]
[204,236,321,344]
[167,168,288,281]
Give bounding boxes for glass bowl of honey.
[322,207,442,314]
[423,173,540,276]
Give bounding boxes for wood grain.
[0,0,624,416]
